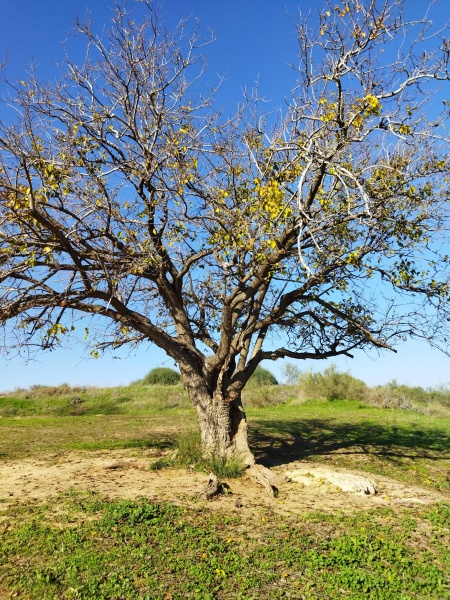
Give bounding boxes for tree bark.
[194,389,255,467]
[180,368,254,466]
[180,367,285,496]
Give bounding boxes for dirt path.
[1,449,446,518]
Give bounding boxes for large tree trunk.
[180,368,254,466]
[180,367,284,496]
[195,389,255,467]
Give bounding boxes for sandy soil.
[0,449,446,518]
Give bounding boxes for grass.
[249,399,450,491]
[1,493,449,599]
[148,430,246,478]
[1,373,450,598]
[1,393,448,489]
[0,413,194,460]
[1,382,449,488]
[0,383,190,417]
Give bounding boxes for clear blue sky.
[1,0,449,391]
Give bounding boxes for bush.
[243,385,293,407]
[368,380,450,411]
[298,365,368,402]
[140,367,181,386]
[249,366,278,387]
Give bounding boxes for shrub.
[298,365,368,402]
[243,384,293,407]
[140,367,181,386]
[249,366,278,387]
[367,380,450,411]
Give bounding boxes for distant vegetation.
[0,382,189,417]
[134,367,181,386]
[249,366,279,387]
[1,365,450,417]
[294,365,450,414]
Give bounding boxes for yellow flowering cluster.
[319,98,338,123]
[352,94,382,129]
[254,178,292,219]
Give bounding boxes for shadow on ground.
[249,418,450,468]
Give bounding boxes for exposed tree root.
[199,464,286,500]
[199,473,222,500]
[247,464,287,497]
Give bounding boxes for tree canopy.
[1,0,450,482]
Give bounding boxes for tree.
[140,367,181,385]
[1,0,450,491]
[249,366,279,387]
[282,363,302,386]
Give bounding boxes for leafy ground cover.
[0,380,449,598]
[1,492,449,599]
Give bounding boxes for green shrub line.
[2,364,450,416]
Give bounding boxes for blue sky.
[1,0,450,390]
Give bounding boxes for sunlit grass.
[1,492,449,599]
[1,375,449,598]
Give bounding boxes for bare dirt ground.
[0,449,446,518]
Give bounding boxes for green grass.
[250,399,450,491]
[1,493,449,599]
[1,378,450,598]
[0,413,194,460]
[0,383,190,417]
[1,389,449,489]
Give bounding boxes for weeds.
[148,430,246,478]
[1,493,449,599]
[149,456,174,471]
[207,455,246,479]
[174,429,204,467]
